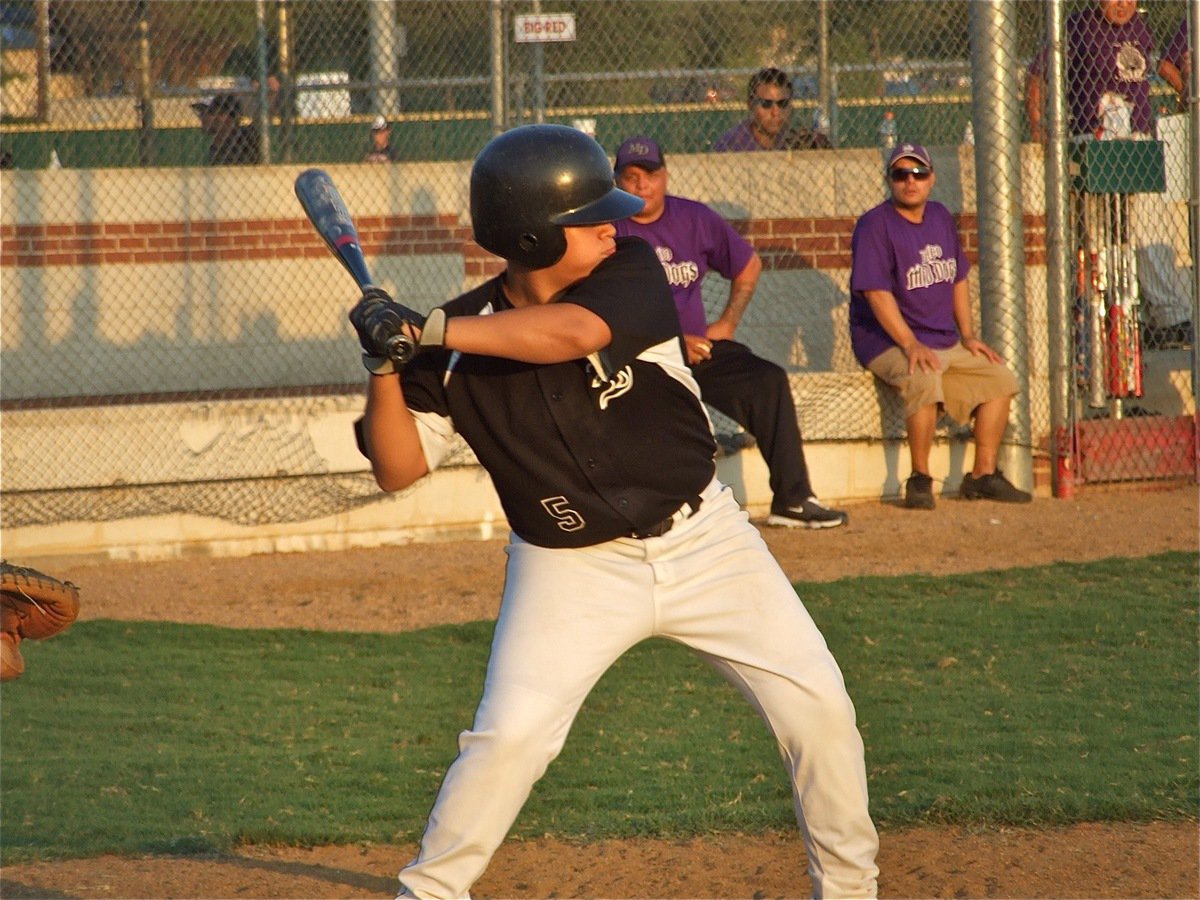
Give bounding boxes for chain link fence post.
[1191,0,1200,480]
[1043,0,1075,497]
[970,0,1032,491]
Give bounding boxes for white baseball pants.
[399,480,879,899]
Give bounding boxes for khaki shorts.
[867,344,1019,425]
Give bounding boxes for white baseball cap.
[371,115,389,131]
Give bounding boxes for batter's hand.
[349,288,446,375]
[904,341,941,374]
[962,336,1002,364]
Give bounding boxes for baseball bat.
[294,168,417,363]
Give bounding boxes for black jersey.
[208,125,260,165]
[401,237,717,548]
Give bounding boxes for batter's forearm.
[446,304,612,362]
[363,375,428,491]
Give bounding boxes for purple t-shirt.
[614,195,755,336]
[848,199,969,368]
[712,120,766,152]
[711,120,822,151]
[1028,6,1154,135]
[1163,19,1188,69]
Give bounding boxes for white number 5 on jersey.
[540,496,586,532]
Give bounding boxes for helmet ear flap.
[517,233,539,253]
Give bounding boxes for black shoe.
[959,469,1032,503]
[767,497,848,529]
[904,473,935,510]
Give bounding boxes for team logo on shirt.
[654,246,700,290]
[1115,42,1147,83]
[905,244,958,292]
[591,366,633,410]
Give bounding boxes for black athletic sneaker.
[959,469,1032,503]
[767,497,849,529]
[904,473,935,510]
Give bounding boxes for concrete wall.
[1,149,1192,563]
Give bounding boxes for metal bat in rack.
[294,168,418,364]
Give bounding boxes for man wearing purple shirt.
[614,135,847,529]
[711,67,828,152]
[1158,17,1190,109]
[850,143,1030,510]
[1027,0,1192,348]
[1025,0,1154,141]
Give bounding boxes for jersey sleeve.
[559,236,683,371]
[697,202,755,281]
[849,209,896,294]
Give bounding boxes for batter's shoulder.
[442,276,504,317]
[613,234,661,269]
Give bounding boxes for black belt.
[629,496,702,539]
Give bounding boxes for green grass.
[1,552,1195,863]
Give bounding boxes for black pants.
[691,340,813,511]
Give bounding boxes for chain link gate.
[1,0,1194,544]
[1027,0,1198,492]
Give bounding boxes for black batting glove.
[349,287,425,375]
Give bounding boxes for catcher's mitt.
[2,561,81,682]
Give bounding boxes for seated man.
[614,135,847,528]
[191,93,259,166]
[711,67,829,152]
[849,143,1031,510]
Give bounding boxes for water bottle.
[962,119,975,146]
[878,111,897,151]
[812,107,830,143]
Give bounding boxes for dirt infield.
[2,483,1197,899]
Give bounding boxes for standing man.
[364,115,396,163]
[191,93,259,166]
[1025,0,1191,350]
[1024,0,1154,142]
[850,143,1031,510]
[711,67,828,152]
[350,124,878,899]
[614,135,847,528]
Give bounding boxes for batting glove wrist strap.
[419,308,447,349]
[362,353,396,375]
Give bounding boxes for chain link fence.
[1,0,1195,537]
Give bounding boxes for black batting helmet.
[470,124,644,270]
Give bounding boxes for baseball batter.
[350,124,878,899]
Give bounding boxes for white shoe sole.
[765,514,847,529]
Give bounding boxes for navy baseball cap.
[614,135,665,172]
[887,142,932,169]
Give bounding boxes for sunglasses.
[889,166,932,182]
[752,97,791,109]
